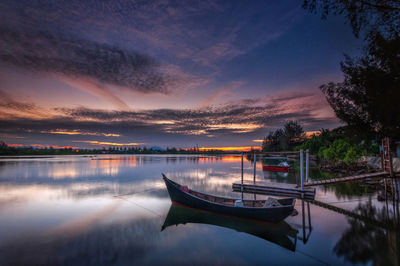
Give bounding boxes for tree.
[303,0,400,139]
[321,32,400,139]
[283,120,304,142]
[262,121,304,151]
[302,0,400,37]
[0,141,7,150]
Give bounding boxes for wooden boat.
[162,204,298,251]
[262,157,291,172]
[162,174,296,223]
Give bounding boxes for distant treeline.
[0,142,235,156]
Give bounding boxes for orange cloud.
[41,129,120,137]
[75,140,143,146]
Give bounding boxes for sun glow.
[305,130,322,138]
[197,146,262,152]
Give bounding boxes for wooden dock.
[232,182,316,200]
[234,138,397,199]
[304,172,390,187]
[301,171,390,187]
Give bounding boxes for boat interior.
[183,185,294,208]
[162,175,294,208]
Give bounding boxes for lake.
[0,155,398,265]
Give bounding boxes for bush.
[319,139,366,166]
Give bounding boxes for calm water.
[0,155,398,266]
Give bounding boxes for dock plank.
[232,182,315,199]
[303,171,390,187]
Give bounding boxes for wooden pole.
[253,152,256,183]
[253,152,257,199]
[241,152,244,200]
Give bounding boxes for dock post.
[241,152,244,185]
[241,152,244,200]
[306,149,309,182]
[253,152,256,184]
[300,149,304,191]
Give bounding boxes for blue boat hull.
[162,174,295,223]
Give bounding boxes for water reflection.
[263,170,289,179]
[334,200,400,266]
[0,155,397,265]
[0,216,163,266]
[162,204,298,251]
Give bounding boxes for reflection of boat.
[161,204,298,251]
[263,170,289,179]
[162,174,296,223]
[262,157,291,172]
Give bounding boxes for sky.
[0,0,363,149]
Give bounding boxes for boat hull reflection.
[162,204,298,251]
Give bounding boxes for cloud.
[0,0,302,68]
[40,129,120,137]
[0,100,339,148]
[199,81,244,108]
[74,141,143,146]
[0,89,52,119]
[59,77,130,110]
[52,91,338,138]
[0,27,170,96]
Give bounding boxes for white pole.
[300,149,304,191]
[253,152,256,183]
[241,152,244,185]
[306,149,309,182]
[241,152,244,200]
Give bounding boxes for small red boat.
[262,157,291,172]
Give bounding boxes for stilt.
[253,151,256,184]
[253,152,256,200]
[241,152,244,200]
[307,201,312,230]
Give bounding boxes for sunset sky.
[0,0,362,149]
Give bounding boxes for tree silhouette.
[262,121,304,151]
[321,33,400,139]
[303,0,400,139]
[303,0,400,37]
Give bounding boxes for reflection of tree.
[334,200,400,265]
[327,182,371,199]
[309,168,374,199]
